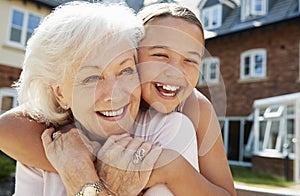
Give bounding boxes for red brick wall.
[0,64,21,88]
[199,18,300,116]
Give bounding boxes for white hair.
[14,1,144,126]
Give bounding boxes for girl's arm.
[139,111,233,195]
[0,106,56,172]
[183,90,236,196]
[148,151,232,195]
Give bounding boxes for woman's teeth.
[99,108,124,117]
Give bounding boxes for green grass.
[0,155,16,182]
[230,165,294,187]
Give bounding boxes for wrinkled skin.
[42,127,162,195]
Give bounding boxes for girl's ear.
[51,85,69,110]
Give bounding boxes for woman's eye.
[119,67,135,76]
[82,75,102,84]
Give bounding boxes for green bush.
[0,155,15,182]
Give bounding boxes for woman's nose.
[100,78,125,103]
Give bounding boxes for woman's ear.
[51,85,69,110]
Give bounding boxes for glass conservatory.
[252,93,300,183]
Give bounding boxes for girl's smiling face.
[138,16,204,113]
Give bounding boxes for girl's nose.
[163,62,183,78]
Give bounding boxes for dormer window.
[241,0,268,21]
[202,4,222,30]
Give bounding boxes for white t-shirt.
[13,111,198,196]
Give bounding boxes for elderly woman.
[11,1,204,196]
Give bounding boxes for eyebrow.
[188,51,202,59]
[78,58,134,71]
[120,57,134,65]
[147,45,202,59]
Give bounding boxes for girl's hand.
[96,134,162,196]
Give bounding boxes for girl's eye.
[152,53,168,58]
[82,75,102,84]
[119,67,135,76]
[185,58,199,65]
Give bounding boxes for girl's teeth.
[162,84,179,91]
[156,83,180,91]
[100,108,124,117]
[160,91,176,97]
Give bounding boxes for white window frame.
[199,57,220,85]
[201,4,222,30]
[0,88,18,114]
[240,49,267,80]
[255,104,295,157]
[241,0,268,21]
[7,7,42,49]
[263,105,284,118]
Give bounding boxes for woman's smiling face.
[59,40,141,139]
[138,16,204,113]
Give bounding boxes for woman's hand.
[96,134,162,196]
[41,127,101,195]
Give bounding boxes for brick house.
[197,0,300,182]
[0,0,56,113]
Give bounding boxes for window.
[240,49,266,80]
[201,4,222,30]
[263,105,284,118]
[8,7,41,48]
[241,0,268,21]
[0,88,18,114]
[257,105,284,154]
[256,104,296,156]
[199,57,220,85]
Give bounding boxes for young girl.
[0,2,235,196]
[136,3,234,194]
